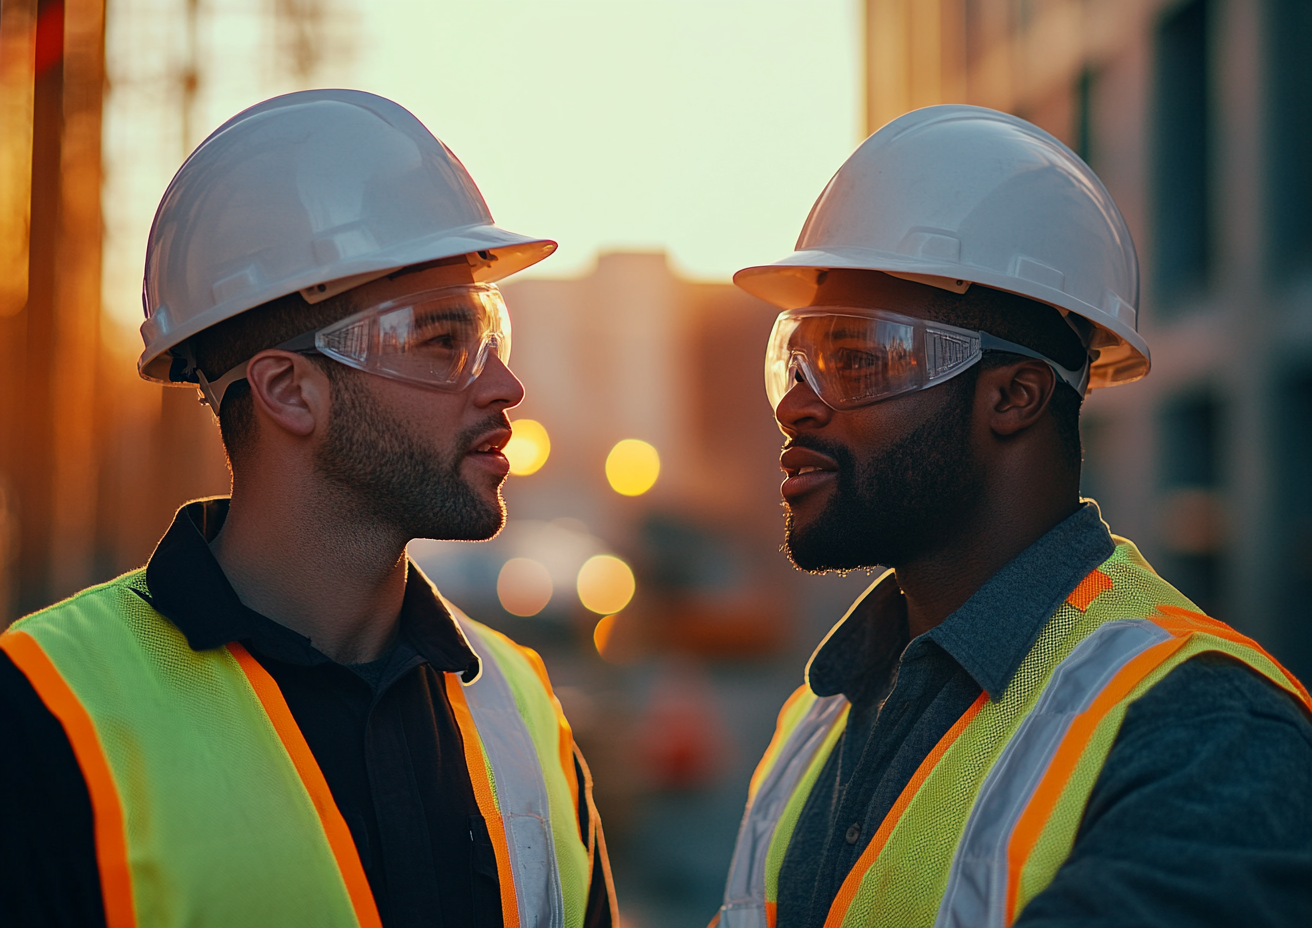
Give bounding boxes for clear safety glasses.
[196,283,513,412]
[764,307,1089,412]
[287,282,511,388]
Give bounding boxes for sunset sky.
[101,0,861,340]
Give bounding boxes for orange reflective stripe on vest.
[0,630,137,928]
[228,642,383,928]
[824,692,987,928]
[450,615,572,928]
[446,671,522,927]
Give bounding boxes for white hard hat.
[139,88,556,383]
[735,104,1149,390]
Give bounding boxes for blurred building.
[0,0,200,623]
[0,0,352,624]
[865,0,1312,681]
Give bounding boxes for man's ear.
[245,351,331,440]
[978,359,1057,438]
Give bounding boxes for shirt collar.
[142,498,481,680]
[807,501,1116,702]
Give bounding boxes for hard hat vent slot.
[1103,290,1137,327]
[311,225,378,264]
[212,267,259,304]
[1011,256,1065,292]
[897,229,961,262]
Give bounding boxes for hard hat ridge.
[735,104,1150,391]
[139,88,556,384]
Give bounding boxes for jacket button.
[845,823,861,844]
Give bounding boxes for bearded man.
[715,106,1312,928]
[0,90,615,928]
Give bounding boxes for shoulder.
[8,569,149,636]
[1124,651,1312,740]
[0,570,151,743]
[1025,654,1312,925]
[1088,651,1312,820]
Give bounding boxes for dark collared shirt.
[0,500,613,928]
[778,503,1312,928]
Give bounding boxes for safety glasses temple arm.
[196,364,251,414]
[195,329,323,413]
[978,332,1090,395]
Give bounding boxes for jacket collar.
[142,498,480,680]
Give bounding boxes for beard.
[783,374,983,572]
[313,371,507,542]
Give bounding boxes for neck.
[894,468,1081,641]
[210,469,407,664]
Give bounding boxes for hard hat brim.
[138,223,555,384]
[734,247,1151,391]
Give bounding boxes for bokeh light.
[605,439,661,496]
[593,613,619,657]
[496,557,553,616]
[577,554,636,614]
[504,419,551,476]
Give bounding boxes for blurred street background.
[2,1,1311,925]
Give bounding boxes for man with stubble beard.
[714,106,1312,928]
[0,91,614,928]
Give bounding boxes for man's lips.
[467,428,511,455]
[465,427,512,477]
[780,446,839,501]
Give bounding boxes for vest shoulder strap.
[441,603,593,928]
[939,541,1311,928]
[719,686,849,928]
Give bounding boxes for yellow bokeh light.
[504,419,551,476]
[576,554,636,615]
[605,439,660,496]
[497,557,553,617]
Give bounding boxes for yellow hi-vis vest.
[0,568,600,928]
[719,537,1312,928]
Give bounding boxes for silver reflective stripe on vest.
[458,619,564,928]
[719,693,849,928]
[934,619,1172,928]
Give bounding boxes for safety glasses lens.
[316,284,510,390]
[766,311,924,409]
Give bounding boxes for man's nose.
[774,370,833,433]
[472,352,525,410]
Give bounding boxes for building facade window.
[1152,0,1212,308]
[1156,390,1224,615]
[1277,374,1312,683]
[1265,0,1312,280]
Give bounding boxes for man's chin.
[406,487,506,543]
[783,517,883,574]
